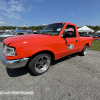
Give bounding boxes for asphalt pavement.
[0,42,100,100]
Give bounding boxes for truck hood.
[3,34,52,45]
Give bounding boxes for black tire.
[80,45,88,56]
[28,53,51,75]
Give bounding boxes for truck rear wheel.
[80,45,88,56]
[28,53,51,75]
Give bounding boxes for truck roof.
[51,22,77,26]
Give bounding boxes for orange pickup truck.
[1,22,93,75]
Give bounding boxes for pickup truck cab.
[1,22,93,75]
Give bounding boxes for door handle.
[76,40,78,42]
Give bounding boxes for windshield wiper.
[41,32,52,36]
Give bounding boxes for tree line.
[87,25,100,31]
[0,25,100,31]
[0,25,46,31]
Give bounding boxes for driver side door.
[60,25,79,58]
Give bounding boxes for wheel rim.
[35,55,50,73]
[84,46,88,55]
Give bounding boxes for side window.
[65,25,76,37]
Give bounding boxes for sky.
[0,0,100,27]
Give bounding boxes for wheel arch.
[85,43,89,47]
[28,50,55,64]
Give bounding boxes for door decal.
[67,44,74,50]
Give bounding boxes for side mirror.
[62,31,73,38]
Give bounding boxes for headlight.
[3,45,15,56]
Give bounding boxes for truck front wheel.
[28,53,51,75]
[80,45,88,56]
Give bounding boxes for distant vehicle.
[79,33,86,36]
[0,32,16,42]
[16,32,26,35]
[93,36,100,40]
[25,32,33,34]
[0,32,26,42]
[0,31,4,34]
[0,32,3,34]
[37,30,43,34]
[79,33,92,37]
[85,34,92,37]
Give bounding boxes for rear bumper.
[1,50,29,69]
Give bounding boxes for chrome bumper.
[1,51,29,69]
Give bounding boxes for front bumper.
[1,50,29,69]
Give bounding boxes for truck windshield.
[40,23,65,35]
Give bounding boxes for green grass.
[89,40,100,51]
